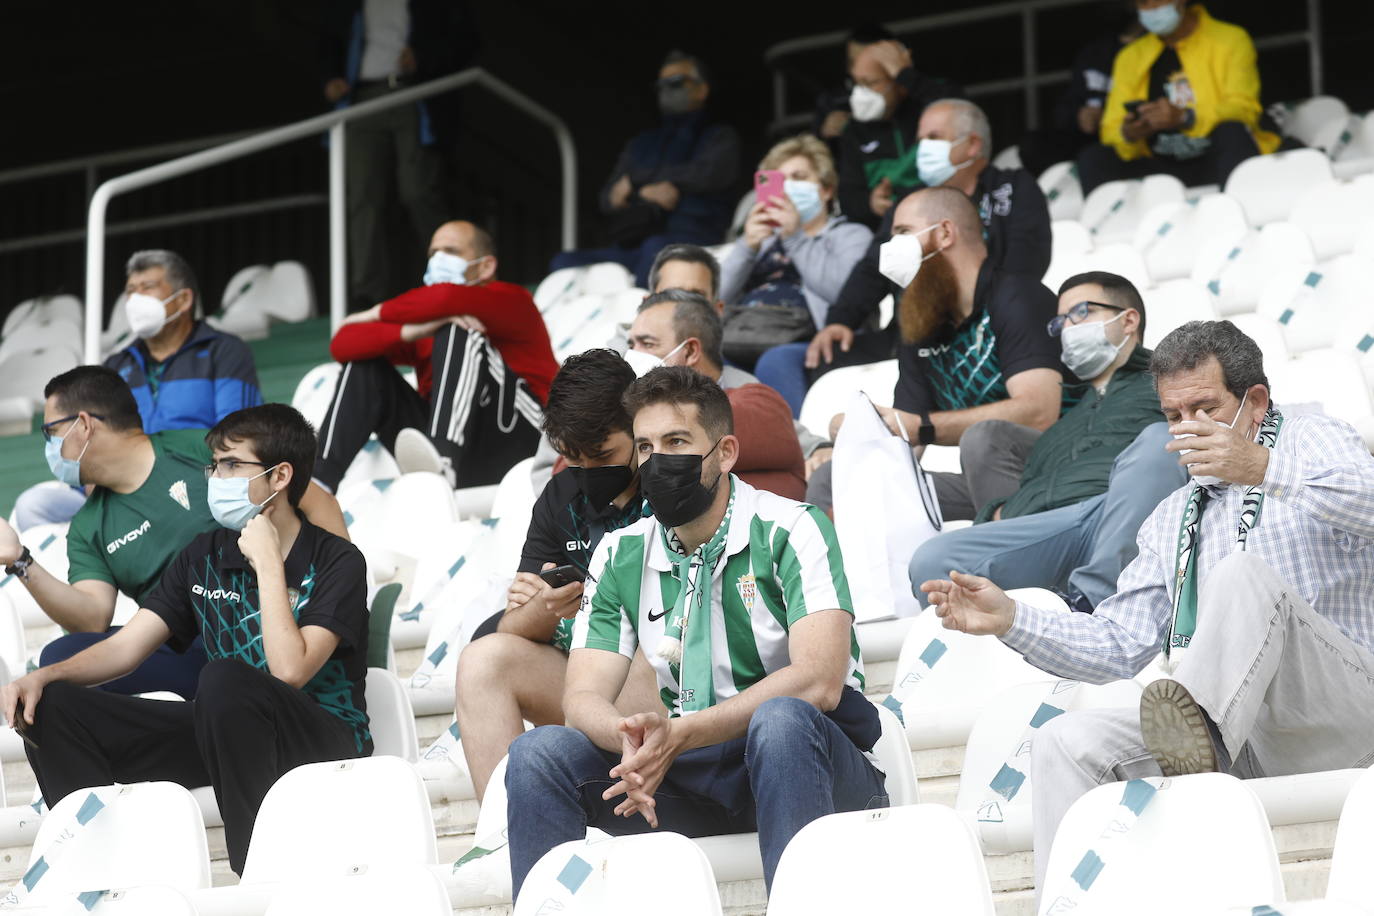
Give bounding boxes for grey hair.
[1150,320,1270,400]
[928,98,992,155]
[125,249,202,319]
[647,243,721,301]
[637,289,724,370]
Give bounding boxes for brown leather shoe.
[1139,678,1232,777]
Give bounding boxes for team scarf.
[655,483,736,713]
[1164,405,1284,668]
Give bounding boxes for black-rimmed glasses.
[41,414,103,442]
[1047,301,1125,337]
[204,459,271,479]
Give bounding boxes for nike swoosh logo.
[861,140,880,153]
[647,608,667,622]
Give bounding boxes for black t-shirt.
[143,515,372,754]
[894,261,1064,416]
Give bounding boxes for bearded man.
[806,187,1066,520]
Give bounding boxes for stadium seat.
[955,677,1145,854]
[0,317,82,366]
[264,862,453,916]
[220,264,270,314]
[1142,279,1219,347]
[797,359,898,439]
[17,885,200,915]
[513,832,723,916]
[534,266,587,313]
[1257,254,1373,355]
[1042,219,1093,290]
[1331,112,1374,166]
[1289,177,1374,260]
[1278,95,1351,152]
[1225,148,1334,226]
[1038,773,1284,915]
[1,522,71,629]
[1079,174,1185,246]
[607,286,648,325]
[767,804,995,916]
[1133,193,1248,282]
[1,294,83,339]
[1038,161,1085,221]
[365,667,420,762]
[1209,903,1372,916]
[1048,241,1151,295]
[1270,350,1374,442]
[0,347,80,408]
[1197,222,1317,316]
[0,395,31,436]
[289,362,343,430]
[580,262,634,297]
[1227,313,1291,370]
[240,756,438,884]
[992,144,1023,171]
[211,261,316,339]
[1326,766,1374,907]
[0,589,26,683]
[14,782,211,906]
[885,590,1069,750]
[260,261,315,323]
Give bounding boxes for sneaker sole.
[1139,679,1218,777]
[393,428,445,476]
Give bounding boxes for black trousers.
[24,659,364,875]
[1075,120,1262,194]
[313,325,543,491]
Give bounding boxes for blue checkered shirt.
[1001,414,1374,683]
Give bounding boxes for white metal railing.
[82,68,577,363]
[764,0,1324,135]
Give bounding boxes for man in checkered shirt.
[504,367,887,901]
[920,320,1374,894]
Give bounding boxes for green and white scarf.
[655,484,736,714]
[1164,405,1284,669]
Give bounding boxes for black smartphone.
[12,701,37,749]
[539,564,586,589]
[1124,100,1144,117]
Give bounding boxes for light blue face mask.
[423,251,477,286]
[207,465,280,531]
[783,179,825,224]
[1138,2,1182,36]
[44,431,89,488]
[916,136,974,187]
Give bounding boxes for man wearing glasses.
[2,403,370,877]
[908,271,1186,613]
[0,367,345,698]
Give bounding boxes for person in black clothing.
[810,23,897,161]
[837,39,964,229]
[3,404,371,876]
[758,98,1052,419]
[454,350,660,801]
[549,51,741,288]
[806,188,1065,519]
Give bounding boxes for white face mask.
[125,290,187,340]
[878,225,941,290]
[1172,393,1250,488]
[623,340,688,378]
[1060,312,1127,381]
[849,85,887,122]
[424,251,480,286]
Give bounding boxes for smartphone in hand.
[1124,100,1144,117]
[539,564,586,589]
[755,169,786,208]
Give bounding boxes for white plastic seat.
[0,347,80,406]
[2,522,71,628]
[1039,773,1284,915]
[289,362,343,430]
[1038,160,1084,221]
[0,589,26,683]
[1289,177,1374,260]
[261,260,315,323]
[1331,113,1374,165]
[1257,254,1374,355]
[797,359,898,440]
[365,667,419,762]
[241,756,437,884]
[1225,148,1334,226]
[1045,242,1151,303]
[0,317,83,366]
[1196,222,1317,315]
[1079,174,1186,246]
[534,266,587,312]
[264,862,452,916]
[1271,349,1374,433]
[956,678,1145,854]
[1141,279,1219,348]
[1228,313,1292,369]
[1042,219,1093,291]
[514,832,723,916]
[19,885,200,915]
[580,262,635,296]
[1279,95,1351,150]
[17,782,211,905]
[886,590,1068,750]
[1326,765,1374,906]
[767,804,994,915]
[2,294,83,338]
[220,264,271,313]
[0,395,31,436]
[1133,193,1249,282]
[607,287,648,325]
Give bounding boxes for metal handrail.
[764,0,1324,135]
[83,67,577,363]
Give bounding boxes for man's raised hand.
[920,570,1016,636]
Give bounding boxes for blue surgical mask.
[207,465,280,530]
[44,431,89,488]
[784,179,825,224]
[1138,2,1182,36]
[916,136,973,187]
[423,251,476,287]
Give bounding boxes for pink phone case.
[755,169,786,207]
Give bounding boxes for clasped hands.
[602,711,683,828]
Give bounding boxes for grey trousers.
[1029,552,1374,894]
[807,419,1042,520]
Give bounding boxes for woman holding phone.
[717,134,873,369]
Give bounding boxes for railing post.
[773,70,787,133]
[329,123,347,332]
[1022,7,1039,130]
[1307,0,1324,95]
[83,187,111,363]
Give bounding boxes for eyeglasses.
[1046,301,1125,337]
[655,74,697,90]
[40,413,103,443]
[204,458,271,479]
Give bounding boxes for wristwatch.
[4,546,32,582]
[917,414,937,446]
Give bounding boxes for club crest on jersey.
[286,587,301,611]
[736,573,757,612]
[168,479,190,511]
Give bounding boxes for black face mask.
[571,464,635,509]
[639,440,721,528]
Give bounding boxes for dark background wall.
[0,0,1368,325]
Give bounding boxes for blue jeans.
[754,343,809,418]
[41,629,209,699]
[908,422,1185,607]
[549,231,716,289]
[505,696,888,900]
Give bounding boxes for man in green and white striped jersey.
[505,366,888,899]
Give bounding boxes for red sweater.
[329,281,558,402]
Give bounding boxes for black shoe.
[1049,587,1095,614]
[1139,678,1232,777]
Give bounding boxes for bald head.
[427,220,498,284]
[918,99,992,158]
[894,187,984,248]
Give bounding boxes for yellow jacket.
[1100,5,1279,161]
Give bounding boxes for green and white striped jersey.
[571,476,866,717]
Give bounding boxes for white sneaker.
[393,428,455,488]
